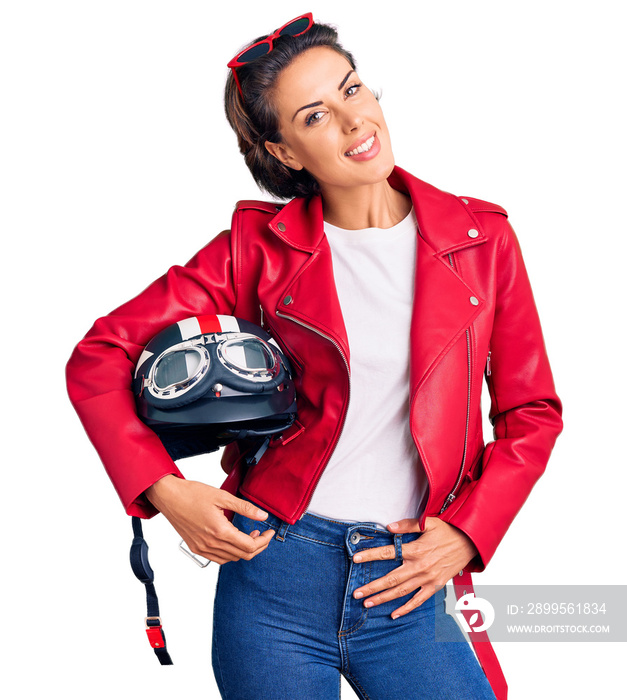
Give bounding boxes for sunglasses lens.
[279,17,311,37]
[238,41,272,63]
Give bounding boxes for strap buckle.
[179,540,211,568]
[145,616,165,649]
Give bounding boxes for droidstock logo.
[455,593,495,633]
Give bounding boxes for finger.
[387,518,423,533]
[193,530,274,564]
[361,578,423,609]
[353,566,414,601]
[218,493,269,522]
[353,543,396,563]
[391,585,437,619]
[231,528,275,561]
[200,494,271,554]
[193,524,274,562]
[221,524,275,556]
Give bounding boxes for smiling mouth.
[345,134,376,157]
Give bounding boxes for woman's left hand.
[352,517,479,619]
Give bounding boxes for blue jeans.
[212,508,497,700]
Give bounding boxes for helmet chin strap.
[129,432,272,665]
[244,435,271,466]
[129,517,173,665]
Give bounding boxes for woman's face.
[265,47,396,194]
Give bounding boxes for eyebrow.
[291,70,356,122]
[338,70,355,90]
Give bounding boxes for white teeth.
[346,135,375,157]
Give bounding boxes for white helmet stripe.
[216,315,240,332]
[134,349,154,378]
[177,317,202,340]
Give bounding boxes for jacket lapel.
[267,195,351,363]
[265,167,486,385]
[390,168,487,394]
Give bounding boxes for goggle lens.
[153,348,206,391]
[221,338,278,376]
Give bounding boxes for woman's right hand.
[145,475,275,565]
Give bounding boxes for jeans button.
[350,532,361,544]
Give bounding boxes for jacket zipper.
[275,309,351,518]
[440,253,473,514]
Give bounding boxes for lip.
[344,131,380,162]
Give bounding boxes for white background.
[2,1,625,698]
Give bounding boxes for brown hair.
[224,21,357,200]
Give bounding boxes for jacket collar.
[267,165,486,394]
[267,192,325,253]
[267,165,486,255]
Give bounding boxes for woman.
[66,13,562,700]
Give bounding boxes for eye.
[345,83,362,98]
[305,110,325,126]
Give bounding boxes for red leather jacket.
[66,166,562,573]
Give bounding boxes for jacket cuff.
[126,471,186,519]
[438,478,488,572]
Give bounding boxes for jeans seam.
[344,672,371,700]
[306,512,366,526]
[339,560,372,637]
[212,574,229,700]
[342,641,371,700]
[339,611,369,637]
[287,531,345,549]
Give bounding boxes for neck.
[320,178,411,230]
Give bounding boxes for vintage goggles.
[227,12,314,97]
[142,331,287,408]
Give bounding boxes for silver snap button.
[277,222,286,232]
[459,570,464,577]
[467,228,479,239]
[350,532,362,544]
[283,295,293,305]
[469,296,479,306]
[461,198,469,204]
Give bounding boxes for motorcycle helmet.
[133,314,297,460]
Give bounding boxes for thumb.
[387,518,423,534]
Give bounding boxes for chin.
[364,155,396,186]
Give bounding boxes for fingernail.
[388,522,399,530]
[257,510,268,519]
[354,591,363,599]
[354,554,362,563]
[391,614,400,620]
[364,601,374,608]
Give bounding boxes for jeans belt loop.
[276,520,291,542]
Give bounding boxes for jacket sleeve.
[439,218,563,571]
[66,229,237,518]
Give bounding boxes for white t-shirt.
[307,208,429,527]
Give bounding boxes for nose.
[340,105,363,133]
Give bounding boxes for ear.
[265,140,304,171]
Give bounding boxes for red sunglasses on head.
[227,12,314,98]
